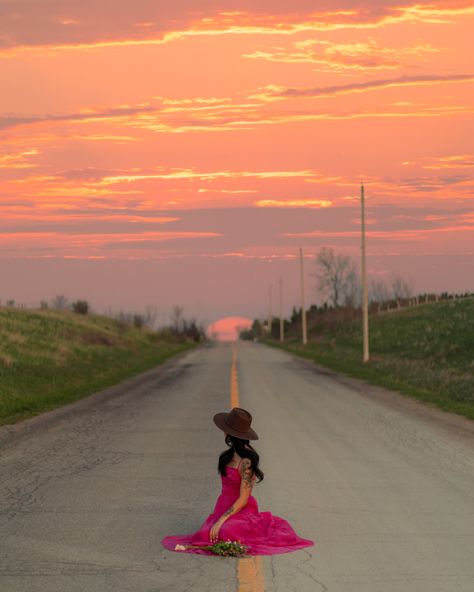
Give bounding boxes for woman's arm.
[218,459,256,524]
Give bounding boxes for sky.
[1,0,473,334]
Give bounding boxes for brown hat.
[213,407,259,440]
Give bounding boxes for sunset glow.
[207,317,253,341]
[1,1,473,321]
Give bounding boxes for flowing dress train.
[161,459,315,556]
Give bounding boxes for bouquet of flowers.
[174,539,250,557]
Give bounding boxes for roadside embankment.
[0,306,198,425]
[263,297,474,420]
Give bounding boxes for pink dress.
[161,459,314,556]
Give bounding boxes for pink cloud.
[0,1,472,51]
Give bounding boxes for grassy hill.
[0,306,198,426]
[263,297,474,420]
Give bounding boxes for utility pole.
[279,276,284,342]
[361,181,369,362]
[299,247,307,345]
[268,282,272,337]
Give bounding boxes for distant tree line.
[239,246,474,341]
[0,296,206,343]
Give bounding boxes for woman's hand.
[209,519,223,543]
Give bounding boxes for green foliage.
[0,306,197,425]
[176,541,250,557]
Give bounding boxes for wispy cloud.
[97,168,320,184]
[1,70,471,139]
[0,148,40,169]
[1,2,473,55]
[0,105,155,131]
[255,199,333,208]
[419,154,474,169]
[243,38,441,73]
[0,231,224,253]
[282,224,474,241]
[257,73,474,100]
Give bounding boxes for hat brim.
[213,412,259,440]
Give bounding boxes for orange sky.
[0,1,473,327]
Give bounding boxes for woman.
[161,407,315,556]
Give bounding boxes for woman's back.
[161,408,314,556]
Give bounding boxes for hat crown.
[213,406,258,439]
[225,407,252,433]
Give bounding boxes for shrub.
[72,300,90,315]
[133,314,144,329]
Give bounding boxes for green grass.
[264,297,474,420]
[0,306,198,426]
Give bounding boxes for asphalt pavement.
[0,340,473,591]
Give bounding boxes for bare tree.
[390,273,413,308]
[369,278,390,312]
[170,305,184,333]
[52,294,69,310]
[312,247,359,307]
[343,265,361,308]
[144,304,159,329]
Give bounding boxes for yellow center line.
[230,342,265,592]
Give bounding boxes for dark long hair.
[217,433,264,483]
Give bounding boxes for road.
[0,340,473,592]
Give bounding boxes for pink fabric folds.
[161,465,314,556]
